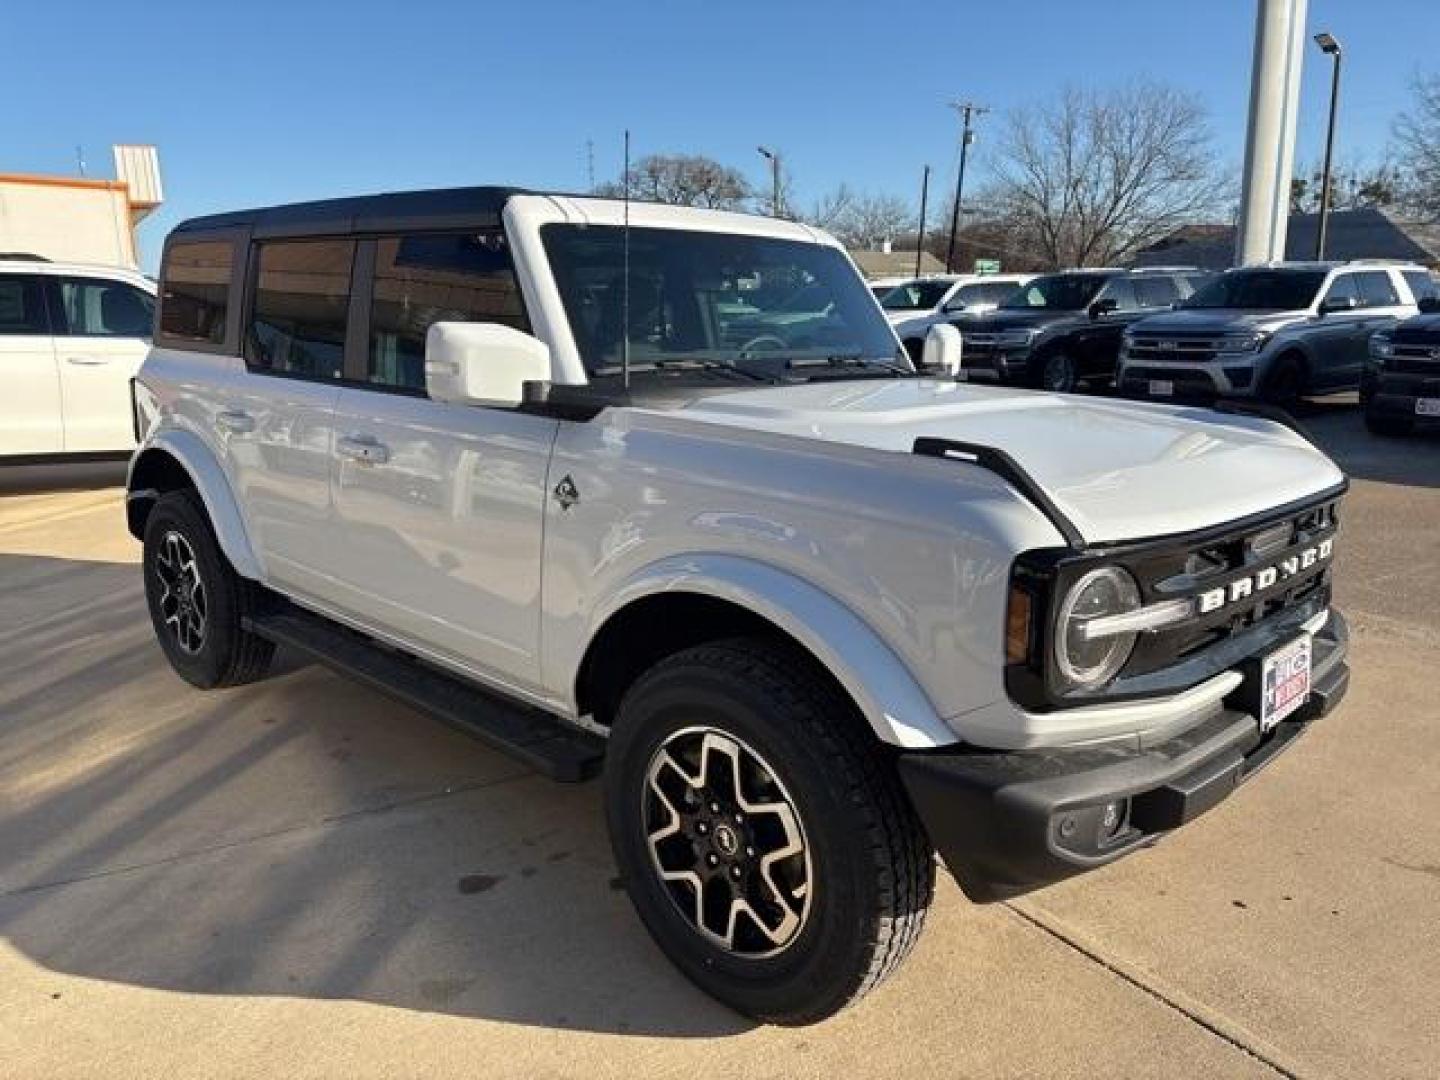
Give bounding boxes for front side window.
[542,225,897,376]
[367,231,527,392]
[1001,274,1110,311]
[159,240,232,345]
[1321,274,1360,308]
[1355,271,1400,308]
[245,240,355,380]
[1184,269,1328,311]
[57,278,155,338]
[0,275,48,335]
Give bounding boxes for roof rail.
[913,437,1084,547]
[1344,258,1420,267]
[0,252,50,262]
[1129,264,1203,273]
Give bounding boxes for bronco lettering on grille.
[1195,537,1334,614]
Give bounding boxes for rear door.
[49,275,156,452]
[0,272,61,456]
[327,230,556,689]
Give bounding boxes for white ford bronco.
[128,187,1349,1024]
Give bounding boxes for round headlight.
[1054,567,1142,689]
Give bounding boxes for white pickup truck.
[128,187,1349,1024]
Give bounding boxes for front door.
[323,228,554,692]
[0,273,61,455]
[1310,275,1366,389]
[50,276,156,452]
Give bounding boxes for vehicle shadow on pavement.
[1294,399,1440,489]
[0,553,751,1038]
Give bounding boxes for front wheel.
[1038,352,1078,393]
[604,639,934,1024]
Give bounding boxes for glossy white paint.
[1,263,155,456]
[132,194,1347,753]
[673,379,1345,544]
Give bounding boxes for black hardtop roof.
[173,185,535,239]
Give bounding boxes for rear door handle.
[337,435,390,465]
[216,410,255,434]
[65,355,109,366]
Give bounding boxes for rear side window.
[57,278,155,338]
[1134,276,1180,309]
[160,240,232,345]
[245,240,356,380]
[367,231,527,392]
[0,275,49,335]
[1355,271,1400,308]
[1402,270,1436,304]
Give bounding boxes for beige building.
[0,145,163,269]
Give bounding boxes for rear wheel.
[142,491,274,688]
[604,639,934,1024]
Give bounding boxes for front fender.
[127,427,263,581]
[584,553,959,750]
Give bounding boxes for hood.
[673,380,1344,545]
[1130,307,1305,334]
[1391,312,1440,341]
[957,308,1080,333]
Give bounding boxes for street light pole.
[1314,31,1343,260]
[915,164,931,279]
[945,102,987,274]
[757,146,781,218]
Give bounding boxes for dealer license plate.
[1149,379,1174,397]
[1260,636,1311,733]
[1416,397,1440,417]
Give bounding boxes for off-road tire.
[604,638,934,1025]
[142,490,274,688]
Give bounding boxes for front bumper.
[1365,368,1440,421]
[899,610,1349,901]
[1117,357,1259,399]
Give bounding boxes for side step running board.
[244,609,604,782]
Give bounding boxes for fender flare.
[583,553,958,750]
[127,427,264,581]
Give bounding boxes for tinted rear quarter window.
[1403,270,1437,303]
[1355,271,1400,308]
[368,231,527,392]
[245,240,355,380]
[160,241,232,345]
[0,275,49,335]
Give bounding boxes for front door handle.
[216,410,255,434]
[65,355,109,366]
[337,435,390,465]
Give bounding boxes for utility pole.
[945,102,987,274]
[915,164,931,279]
[757,146,782,217]
[586,139,596,192]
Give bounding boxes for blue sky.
[4,0,1436,269]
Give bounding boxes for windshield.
[1001,273,1109,310]
[542,224,899,375]
[1183,269,1328,310]
[875,280,955,311]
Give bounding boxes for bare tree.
[1394,72,1440,219]
[596,153,751,210]
[806,188,914,248]
[987,82,1224,268]
[1291,160,1401,214]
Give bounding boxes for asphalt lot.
[1,406,1437,1079]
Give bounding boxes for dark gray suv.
[1118,261,1427,405]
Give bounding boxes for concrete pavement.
[0,410,1436,1079]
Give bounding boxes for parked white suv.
[128,187,1349,1024]
[881,273,1033,358]
[0,256,156,458]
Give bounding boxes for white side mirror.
[923,323,963,376]
[424,322,551,407]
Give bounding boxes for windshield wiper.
[786,353,913,376]
[591,357,772,382]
